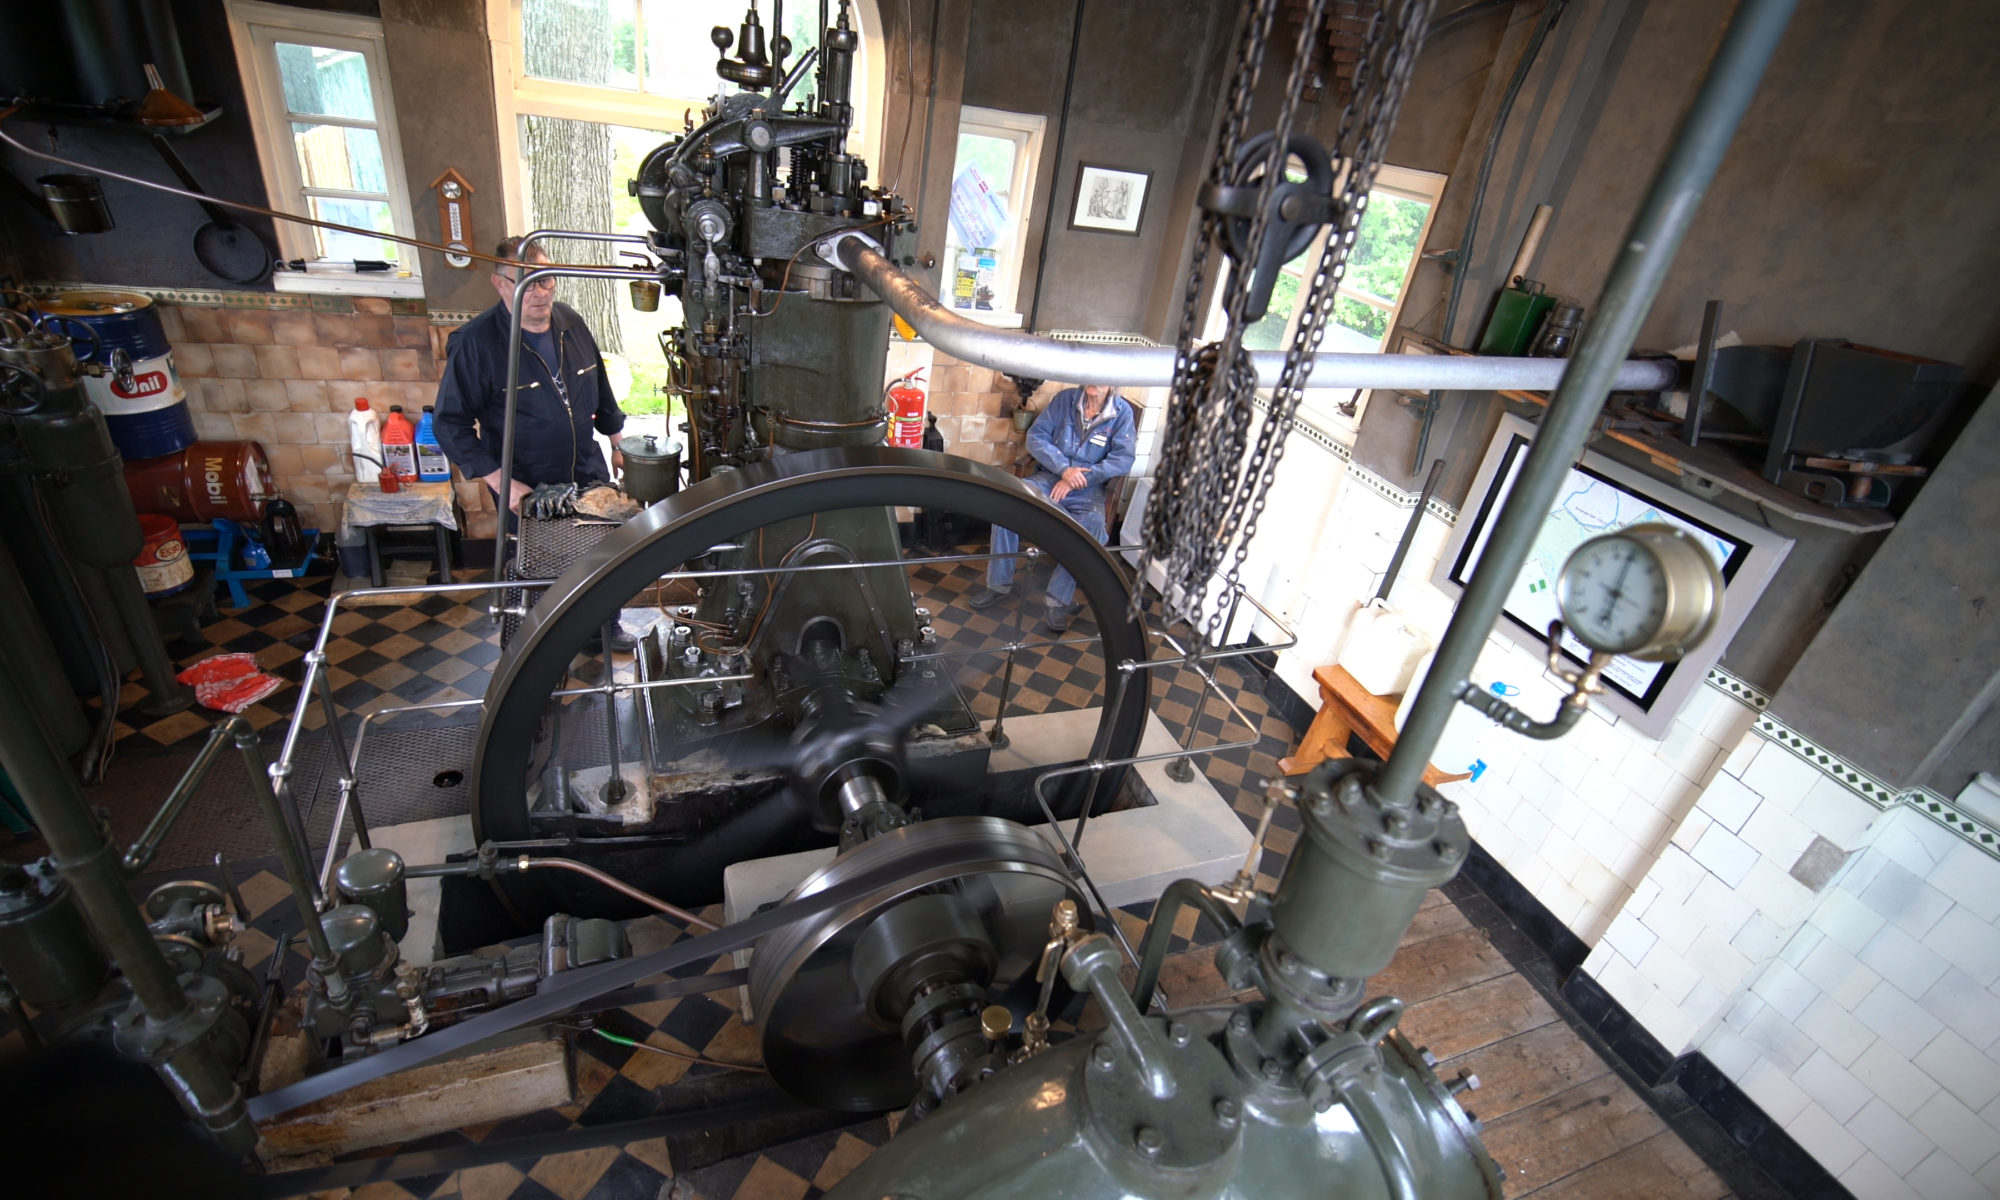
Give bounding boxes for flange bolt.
[1135,1126,1164,1156]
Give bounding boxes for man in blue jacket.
[970,383,1137,631]
[433,236,626,515]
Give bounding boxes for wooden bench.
[1278,663,1472,787]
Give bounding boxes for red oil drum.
[134,514,193,597]
[124,441,273,524]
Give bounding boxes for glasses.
[500,269,559,292]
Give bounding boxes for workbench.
[1277,663,1472,788]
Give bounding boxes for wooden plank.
[1419,887,1451,912]
[1515,1130,1729,1200]
[1434,1021,1612,1125]
[1400,972,1558,1061]
[1477,1073,1669,1198]
[1369,927,1512,1006]
[1151,945,1258,1009]
[1400,897,1473,948]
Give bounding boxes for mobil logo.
[112,370,171,399]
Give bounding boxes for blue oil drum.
[40,291,197,460]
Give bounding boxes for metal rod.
[834,238,1677,391]
[106,568,194,712]
[123,721,237,872]
[402,856,715,931]
[1130,878,1242,1014]
[988,646,1016,749]
[232,719,350,1005]
[321,697,490,893]
[1378,0,1801,805]
[1376,457,1445,603]
[548,672,754,700]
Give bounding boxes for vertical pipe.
[230,719,349,1004]
[107,566,194,712]
[1377,0,1800,805]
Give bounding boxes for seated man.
[969,382,1137,631]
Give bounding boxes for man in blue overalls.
[970,383,1137,631]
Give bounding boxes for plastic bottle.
[415,405,451,482]
[380,405,417,481]
[348,398,382,480]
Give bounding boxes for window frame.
[941,105,1048,322]
[1204,162,1446,421]
[225,0,422,296]
[486,0,888,237]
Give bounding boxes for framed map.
[1069,164,1151,236]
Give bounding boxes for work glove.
[522,482,578,520]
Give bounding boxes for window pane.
[275,42,375,121]
[643,1,716,98]
[1344,192,1430,305]
[523,0,638,90]
[310,197,395,261]
[1330,294,1389,350]
[1240,270,1302,351]
[946,133,1018,252]
[291,123,387,192]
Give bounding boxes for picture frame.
[1388,328,1445,401]
[1068,164,1152,236]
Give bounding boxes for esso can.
[886,373,927,448]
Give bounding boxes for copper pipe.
[523,858,718,931]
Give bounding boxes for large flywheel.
[469,446,1150,925]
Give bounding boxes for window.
[942,107,1047,322]
[487,0,887,409]
[226,2,421,295]
[1205,164,1445,419]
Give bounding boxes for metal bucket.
[618,433,682,505]
[123,440,273,523]
[37,174,115,234]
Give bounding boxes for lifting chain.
[1136,0,1437,644]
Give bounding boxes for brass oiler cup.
[629,279,662,312]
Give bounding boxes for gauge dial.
[1555,524,1724,662]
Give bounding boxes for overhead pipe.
[832,235,1676,391]
[1374,0,1802,805]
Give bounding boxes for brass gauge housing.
[1555,523,1725,663]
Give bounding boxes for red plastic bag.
[177,652,260,686]
[194,673,285,714]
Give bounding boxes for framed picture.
[1388,328,1445,401]
[1069,164,1151,236]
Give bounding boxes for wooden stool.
[1278,663,1472,787]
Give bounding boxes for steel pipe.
[833,238,1679,392]
[1376,0,1801,804]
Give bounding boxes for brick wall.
[158,296,490,538]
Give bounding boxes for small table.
[1277,663,1473,788]
[342,480,460,588]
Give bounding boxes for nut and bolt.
[1382,810,1410,836]
[1308,791,1333,816]
[1135,1126,1164,1156]
[1450,1070,1481,1095]
[1093,1042,1117,1069]
[1261,1060,1283,1082]
[1230,1012,1250,1034]
[1436,839,1463,864]
[1367,838,1392,861]
[1169,1022,1191,1047]
[1214,1098,1240,1128]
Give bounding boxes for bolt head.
[1308,792,1333,815]
[1169,1022,1191,1047]
[1261,1060,1283,1081]
[1093,1042,1117,1068]
[1135,1125,1164,1154]
[1436,838,1463,864]
[1214,1098,1240,1128]
[1230,1012,1250,1034]
[1367,838,1392,860]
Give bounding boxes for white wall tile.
[1639,942,1703,1006]
[1848,856,1944,944]
[1915,1030,2000,1112]
[1649,845,1707,906]
[1841,1150,1925,1200]
[1977,1151,2000,1196]
[1703,1028,1760,1078]
[1686,927,1758,995]
[1786,1100,1868,1175]
[1929,841,2000,923]
[1918,969,2000,1052]
[1733,912,1791,961]
[1741,739,1826,809]
[1739,800,1816,868]
[1907,1149,1984,1200]
[1796,937,1883,1011]
[1793,1049,1874,1123]
[1671,807,1714,852]
[1700,696,1758,749]
[1738,1003,1817,1073]
[1635,987,1701,1054]
[1699,771,1763,833]
[1859,925,1953,999]
[1852,1038,1944,1118]
[1690,822,1759,887]
[1742,859,1819,927]
[1739,1055,1812,1123]
[1719,728,1763,779]
[1659,721,1724,783]
[1848,1097,1943,1176]
[1810,886,1890,954]
[1686,872,1756,943]
[1796,995,1877,1067]
[1924,907,2000,988]
[1801,774,1887,850]
[1645,893,1708,956]
[1752,959,1822,1022]
[1911,1090,1998,1174]
[1856,979,1950,1060]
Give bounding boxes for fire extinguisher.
[885,369,927,448]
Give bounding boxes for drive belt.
[246,835,1000,1120]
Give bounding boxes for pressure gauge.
[1555,523,1724,662]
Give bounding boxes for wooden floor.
[1142,887,1731,1200]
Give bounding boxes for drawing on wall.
[1069,164,1151,236]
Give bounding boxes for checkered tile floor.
[21,544,1310,1198]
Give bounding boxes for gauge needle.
[1600,547,1636,626]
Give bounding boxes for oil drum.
[124,440,272,523]
[40,290,196,460]
[618,433,682,505]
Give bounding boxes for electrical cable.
[568,1024,767,1072]
[745,214,896,319]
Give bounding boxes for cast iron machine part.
[471,445,1151,922]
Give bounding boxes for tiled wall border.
[22,280,429,316]
[1748,708,2000,860]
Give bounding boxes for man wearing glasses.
[434,235,628,514]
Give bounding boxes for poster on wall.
[1069,164,1151,236]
